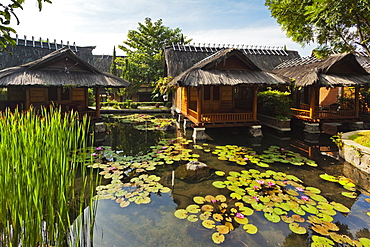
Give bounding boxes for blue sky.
[12,0,315,56]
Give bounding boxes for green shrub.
[258,90,292,118]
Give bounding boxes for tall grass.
[0,107,97,246]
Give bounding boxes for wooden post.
[197,87,202,123]
[252,86,258,121]
[85,88,89,108]
[309,86,317,119]
[25,87,30,110]
[355,86,360,118]
[95,87,101,118]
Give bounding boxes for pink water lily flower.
[96,147,102,151]
[236,212,245,219]
[295,187,304,192]
[244,157,249,160]
[211,199,217,203]
[268,181,275,186]
[92,153,98,157]
[257,180,264,185]
[253,185,259,190]
[301,196,310,201]
[252,196,259,202]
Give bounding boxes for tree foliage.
[0,0,51,51]
[117,17,191,95]
[265,0,370,58]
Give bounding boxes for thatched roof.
[273,53,370,88]
[168,48,291,87]
[164,44,300,78]
[0,47,130,87]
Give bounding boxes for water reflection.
[90,121,370,247]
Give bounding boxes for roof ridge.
[274,55,321,69]
[171,43,289,56]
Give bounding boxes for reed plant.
[0,107,97,246]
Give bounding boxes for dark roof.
[0,47,130,88]
[273,53,370,87]
[164,43,300,78]
[169,48,291,87]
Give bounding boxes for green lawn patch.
[349,131,370,147]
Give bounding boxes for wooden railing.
[291,105,356,120]
[291,108,310,118]
[201,112,254,123]
[188,109,198,121]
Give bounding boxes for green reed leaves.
[0,107,97,246]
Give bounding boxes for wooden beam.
[309,86,317,119]
[25,87,30,110]
[197,87,202,122]
[95,87,101,118]
[355,86,360,118]
[253,86,258,121]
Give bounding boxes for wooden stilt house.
[164,44,298,128]
[272,53,370,122]
[0,47,130,118]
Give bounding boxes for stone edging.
[339,130,370,174]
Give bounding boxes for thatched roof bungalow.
[273,53,370,122]
[0,47,130,118]
[164,44,298,128]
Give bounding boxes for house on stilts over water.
[164,43,299,139]
[0,47,130,118]
[272,53,370,135]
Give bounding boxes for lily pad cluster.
[95,173,171,207]
[175,169,369,246]
[89,147,171,207]
[202,144,317,168]
[148,137,200,164]
[319,174,358,198]
[110,114,175,131]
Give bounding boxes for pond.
[88,114,370,247]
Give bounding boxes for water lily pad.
[311,223,330,235]
[281,215,295,223]
[119,200,130,208]
[212,181,226,188]
[212,232,225,244]
[289,222,307,234]
[305,187,321,194]
[186,204,201,213]
[202,219,216,229]
[213,213,223,222]
[291,214,305,223]
[239,207,254,216]
[319,174,338,182]
[205,195,216,202]
[193,196,206,204]
[317,213,334,222]
[201,205,214,212]
[243,224,258,234]
[216,225,230,234]
[330,202,350,213]
[187,215,198,222]
[322,221,339,231]
[215,195,227,202]
[160,187,171,193]
[199,212,211,220]
[359,238,370,247]
[312,235,334,246]
[301,204,319,214]
[174,209,188,219]
[341,192,357,198]
[264,212,280,223]
[235,216,249,225]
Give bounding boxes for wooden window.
[48,88,58,101]
[61,88,71,101]
[213,86,220,100]
[204,86,211,100]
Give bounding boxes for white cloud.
[9,0,315,57]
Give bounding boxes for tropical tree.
[265,0,370,58]
[0,0,51,51]
[117,17,191,96]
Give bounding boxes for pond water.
[89,116,370,247]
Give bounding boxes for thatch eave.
[0,47,130,88]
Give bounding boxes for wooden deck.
[185,109,257,127]
[291,104,358,122]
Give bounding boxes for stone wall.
[339,130,370,174]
